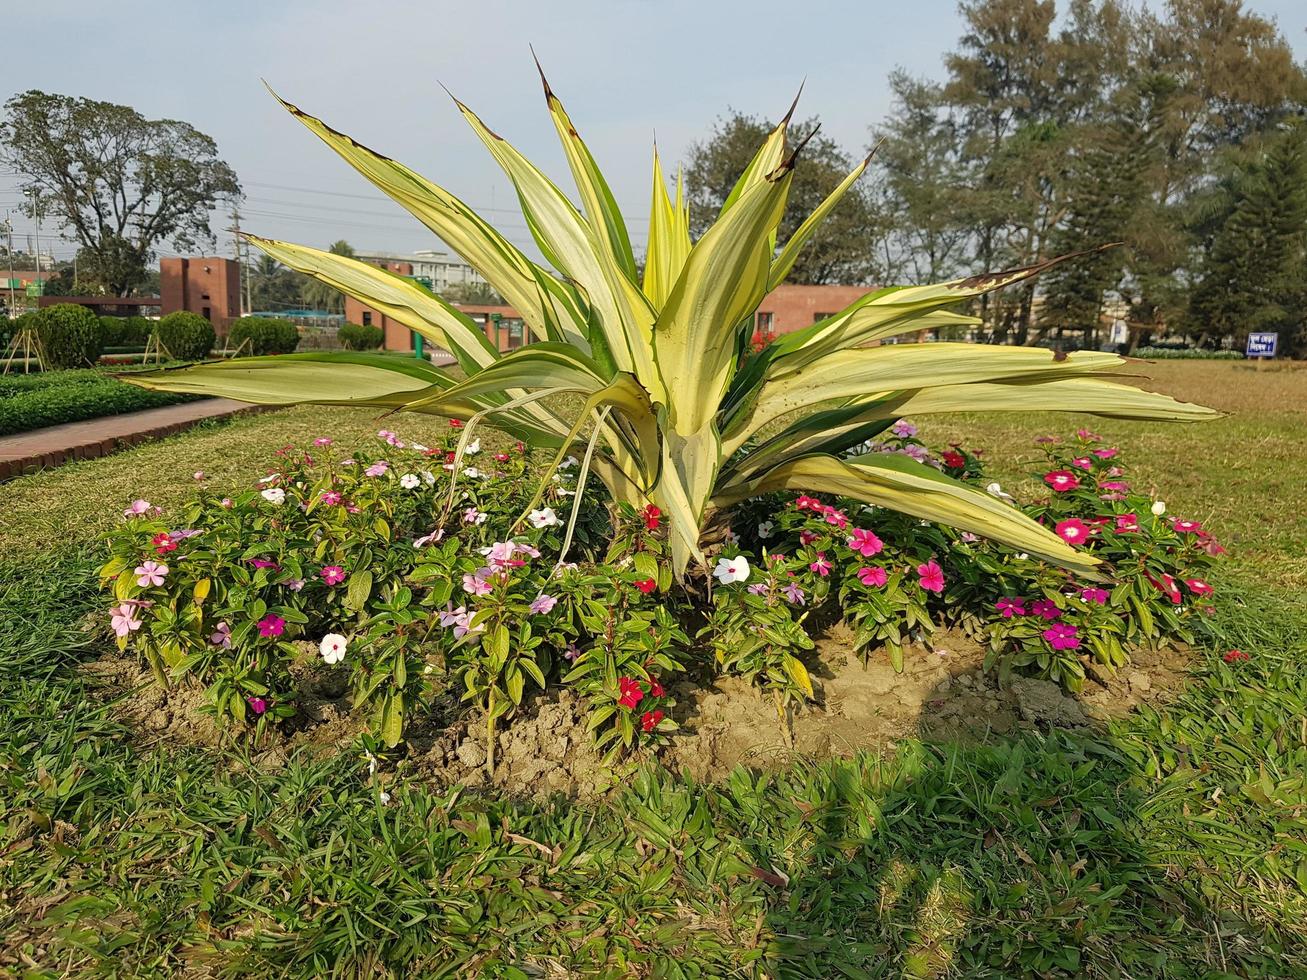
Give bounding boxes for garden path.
[0,399,272,481]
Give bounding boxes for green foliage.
[32,302,103,369]
[337,321,383,350]
[227,317,300,355]
[97,314,154,348]
[1133,346,1243,359]
[156,311,216,360]
[0,368,197,435]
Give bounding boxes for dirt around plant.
[78,627,1194,800]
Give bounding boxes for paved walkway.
[0,399,271,481]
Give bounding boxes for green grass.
[1,359,1305,976]
[0,367,200,437]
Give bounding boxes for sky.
[3,0,1305,265]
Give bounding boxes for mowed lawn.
[1,358,1305,977]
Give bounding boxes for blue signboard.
[1246,332,1278,358]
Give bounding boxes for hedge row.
[1133,347,1245,360]
[337,322,384,350]
[0,369,199,437]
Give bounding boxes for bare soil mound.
[78,627,1193,799]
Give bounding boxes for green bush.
[0,368,199,435]
[228,318,300,356]
[34,303,102,369]
[337,322,384,350]
[1134,347,1243,360]
[97,315,154,348]
[156,311,216,361]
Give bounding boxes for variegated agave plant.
[130,67,1216,579]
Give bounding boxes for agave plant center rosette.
[128,62,1217,580]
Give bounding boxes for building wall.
[352,250,485,292]
[159,257,241,332]
[751,284,877,337]
[346,297,525,354]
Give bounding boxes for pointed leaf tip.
[780,79,806,126]
[529,45,555,100]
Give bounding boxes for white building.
[352,249,485,292]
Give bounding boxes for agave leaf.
[643,147,691,307]
[247,235,499,374]
[718,86,800,219]
[712,452,1099,576]
[874,377,1222,422]
[269,87,587,348]
[768,147,874,289]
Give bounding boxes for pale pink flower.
[109,603,142,637]
[134,560,168,587]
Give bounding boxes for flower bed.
[101,422,1224,770]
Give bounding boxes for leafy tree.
[301,240,355,312]
[442,281,505,305]
[683,110,883,284]
[0,91,240,296]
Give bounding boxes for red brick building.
[159,257,241,332]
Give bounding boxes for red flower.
[795,495,823,511]
[1185,578,1214,596]
[1222,649,1249,663]
[449,419,464,429]
[1146,571,1183,605]
[494,452,510,462]
[642,504,662,531]
[641,709,664,732]
[1173,519,1203,534]
[634,578,657,594]
[1044,470,1081,492]
[649,680,665,698]
[152,532,177,555]
[941,450,966,469]
[617,676,644,710]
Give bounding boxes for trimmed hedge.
[227,318,300,356]
[34,304,102,369]
[338,322,384,350]
[157,311,216,361]
[1134,347,1244,360]
[0,368,199,436]
[98,315,154,348]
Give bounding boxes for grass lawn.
[1,359,1305,976]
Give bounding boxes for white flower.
[1015,552,1029,560]
[399,473,420,489]
[464,439,481,455]
[421,470,436,485]
[463,467,483,479]
[757,520,775,539]
[986,482,1014,501]
[410,443,429,453]
[260,487,286,505]
[724,528,740,546]
[379,791,392,805]
[258,474,279,485]
[319,633,347,665]
[559,455,579,470]
[1151,500,1166,516]
[713,555,751,585]
[529,507,561,528]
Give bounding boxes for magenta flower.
[1055,518,1091,546]
[809,553,832,577]
[1030,599,1061,621]
[1076,428,1101,441]
[247,696,268,715]
[320,490,342,505]
[134,560,168,587]
[1071,457,1092,471]
[109,603,143,637]
[1099,481,1129,492]
[210,622,232,648]
[1044,470,1080,492]
[1173,519,1203,534]
[917,560,945,594]
[846,527,884,557]
[123,499,152,518]
[564,642,582,662]
[1185,578,1214,596]
[257,615,285,638]
[858,566,888,588]
[783,582,807,605]
[314,437,333,447]
[995,597,1025,619]
[1042,623,1081,650]
[320,565,347,586]
[822,506,849,530]
[1115,514,1140,534]
[1093,448,1117,459]
[529,593,558,615]
[891,420,917,438]
[249,559,280,571]
[799,530,819,546]
[1080,587,1110,604]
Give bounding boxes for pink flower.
[1173,519,1203,534]
[320,565,347,586]
[809,553,832,577]
[249,558,280,571]
[858,566,888,588]
[1042,623,1081,650]
[1055,518,1091,546]
[995,597,1025,618]
[210,622,232,648]
[891,420,917,438]
[1044,470,1080,492]
[413,529,444,548]
[1076,428,1101,441]
[463,571,493,596]
[247,696,268,715]
[1093,448,1117,459]
[1099,481,1129,492]
[564,642,582,662]
[257,615,285,638]
[1185,578,1213,596]
[1146,572,1183,605]
[109,603,142,637]
[1080,587,1110,605]
[364,461,389,477]
[529,593,558,615]
[314,437,333,447]
[320,490,342,505]
[1115,514,1140,534]
[846,527,884,558]
[123,499,152,518]
[917,560,945,594]
[462,507,487,525]
[1071,457,1093,470]
[783,582,806,605]
[795,495,823,512]
[193,471,206,481]
[1030,599,1061,621]
[134,560,168,587]
[799,530,819,546]
[221,498,234,508]
[822,506,849,530]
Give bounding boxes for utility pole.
[228,205,251,315]
[3,214,14,315]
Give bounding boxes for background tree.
[300,240,355,312]
[683,110,884,284]
[0,91,240,296]
[441,281,505,305]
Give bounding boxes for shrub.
[99,314,154,348]
[0,368,198,435]
[337,321,384,350]
[227,317,300,355]
[1134,347,1243,360]
[33,303,102,369]
[156,311,216,360]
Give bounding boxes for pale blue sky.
[3,0,1304,262]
